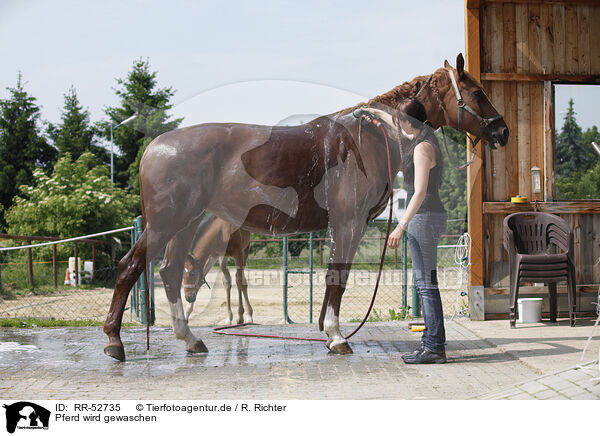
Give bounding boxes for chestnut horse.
[182,214,252,325]
[104,54,509,360]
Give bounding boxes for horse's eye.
[471,90,484,100]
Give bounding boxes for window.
[553,84,600,200]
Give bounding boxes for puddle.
[0,342,41,353]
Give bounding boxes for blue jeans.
[407,212,447,353]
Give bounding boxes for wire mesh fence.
[0,223,470,325]
[279,226,469,323]
[0,232,130,323]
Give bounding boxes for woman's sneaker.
[401,344,425,361]
[403,348,446,364]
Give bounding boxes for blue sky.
[0,0,597,132]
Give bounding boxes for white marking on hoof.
[323,305,346,349]
[169,299,200,349]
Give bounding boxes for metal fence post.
[27,246,34,288]
[129,216,154,325]
[73,243,79,286]
[282,236,293,323]
[411,268,421,317]
[52,245,58,290]
[130,224,137,320]
[0,246,3,292]
[309,232,313,324]
[402,231,407,310]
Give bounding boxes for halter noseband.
[445,68,503,148]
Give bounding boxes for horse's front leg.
[319,222,366,355]
[322,263,354,354]
[161,219,208,354]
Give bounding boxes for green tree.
[48,86,107,164]
[555,99,594,178]
[0,73,56,229]
[103,58,183,189]
[555,161,600,199]
[436,128,468,236]
[5,152,138,261]
[582,125,599,156]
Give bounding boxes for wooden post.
[52,244,58,290]
[91,244,96,279]
[27,247,34,288]
[465,0,485,319]
[73,243,79,286]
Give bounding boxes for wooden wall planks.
[472,2,600,294]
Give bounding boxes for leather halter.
[445,67,503,148]
[418,69,503,169]
[182,255,211,290]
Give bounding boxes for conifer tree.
[103,58,182,188]
[49,86,107,163]
[555,99,594,178]
[0,73,56,229]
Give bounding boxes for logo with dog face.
[3,402,50,433]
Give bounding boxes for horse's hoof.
[104,344,126,361]
[187,340,208,354]
[328,342,353,355]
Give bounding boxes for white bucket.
[518,297,543,323]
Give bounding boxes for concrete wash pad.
[0,320,598,400]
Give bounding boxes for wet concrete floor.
[0,320,596,399]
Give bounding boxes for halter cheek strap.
[182,255,211,290]
[445,68,503,148]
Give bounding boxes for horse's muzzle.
[183,287,198,303]
[489,125,509,149]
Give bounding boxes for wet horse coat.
[104,55,509,360]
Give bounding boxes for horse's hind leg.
[104,228,169,361]
[160,217,208,353]
[319,221,366,355]
[219,258,234,325]
[235,248,252,324]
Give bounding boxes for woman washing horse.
[364,98,447,364]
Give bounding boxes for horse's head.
[434,53,509,149]
[182,254,203,303]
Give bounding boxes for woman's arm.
[387,141,435,248]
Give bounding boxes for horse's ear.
[444,59,451,69]
[456,53,465,77]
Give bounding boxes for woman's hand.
[387,223,405,249]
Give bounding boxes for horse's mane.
[336,73,432,116]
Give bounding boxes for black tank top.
[404,134,446,214]
[405,164,445,214]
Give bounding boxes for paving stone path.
[5,319,595,400]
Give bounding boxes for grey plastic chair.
[503,212,576,328]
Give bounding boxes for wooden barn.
[464,0,600,319]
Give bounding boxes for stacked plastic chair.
[503,212,576,328]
